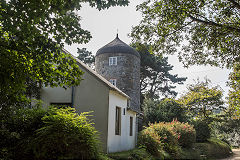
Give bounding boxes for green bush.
[170,120,196,148]
[192,120,211,142]
[138,122,180,158]
[152,123,180,157]
[138,126,163,157]
[194,138,232,159]
[32,107,100,160]
[0,106,46,159]
[180,138,232,159]
[0,106,101,160]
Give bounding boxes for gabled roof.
[96,34,140,58]
[63,49,130,99]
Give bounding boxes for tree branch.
[227,0,240,10]
[189,15,240,33]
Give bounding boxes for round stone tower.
[95,34,140,112]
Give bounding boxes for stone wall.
[96,52,140,112]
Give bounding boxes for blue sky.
[65,0,231,99]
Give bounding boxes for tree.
[132,43,187,100]
[130,0,240,68]
[227,63,240,118]
[142,98,188,124]
[0,0,129,108]
[77,48,95,68]
[179,79,225,119]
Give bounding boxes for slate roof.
[96,34,140,58]
[62,49,130,99]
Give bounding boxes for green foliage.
[0,0,129,109]
[108,148,153,160]
[211,117,240,148]
[181,138,232,159]
[32,107,100,160]
[192,120,211,142]
[132,42,186,100]
[0,106,101,160]
[130,0,240,68]
[228,63,240,118]
[179,79,225,120]
[170,120,196,148]
[142,98,188,124]
[138,125,164,157]
[180,147,202,160]
[138,121,187,158]
[194,138,232,159]
[77,48,95,68]
[128,148,154,160]
[0,106,47,159]
[112,138,231,160]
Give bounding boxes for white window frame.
[109,79,117,86]
[109,57,117,66]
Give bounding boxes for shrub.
[0,106,46,160]
[32,107,100,160]
[169,120,196,148]
[138,126,163,157]
[1,106,101,160]
[180,138,232,159]
[194,138,232,159]
[151,123,180,156]
[138,122,180,158]
[192,120,211,142]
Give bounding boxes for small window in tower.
[109,57,117,66]
[109,79,117,86]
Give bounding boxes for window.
[127,99,130,107]
[123,108,125,115]
[115,107,121,135]
[109,57,117,66]
[109,79,117,86]
[130,117,133,136]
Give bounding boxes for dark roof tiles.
[96,35,140,58]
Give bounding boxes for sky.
[65,0,231,99]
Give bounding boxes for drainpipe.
[71,86,75,108]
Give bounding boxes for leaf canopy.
[0,0,129,107]
[131,0,240,68]
[179,79,225,119]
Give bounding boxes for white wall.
[107,90,136,153]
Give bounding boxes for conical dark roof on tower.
[96,34,140,58]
